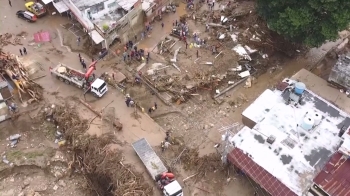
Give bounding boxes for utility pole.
[218,123,239,165]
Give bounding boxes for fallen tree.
[40,103,152,196]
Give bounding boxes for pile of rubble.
[0,33,22,47]
[196,2,303,57]
[136,1,304,104]
[39,103,152,196]
[171,145,224,179]
[157,37,178,54]
[0,49,43,103]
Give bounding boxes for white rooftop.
[231,78,350,196]
[71,0,137,11]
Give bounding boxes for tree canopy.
[257,0,350,47]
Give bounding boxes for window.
[98,82,106,91]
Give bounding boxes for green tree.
[257,0,350,47]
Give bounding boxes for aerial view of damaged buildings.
[229,66,350,196]
[4,0,350,195]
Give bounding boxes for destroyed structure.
[328,54,350,92]
[48,0,173,47]
[227,77,350,196]
[61,0,144,47]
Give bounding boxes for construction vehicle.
[132,138,183,196]
[50,60,108,97]
[25,2,47,17]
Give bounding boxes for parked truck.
[132,138,183,196]
[50,61,108,97]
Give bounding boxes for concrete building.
[227,70,350,196]
[0,75,12,122]
[141,0,171,22]
[328,54,350,92]
[60,0,144,48]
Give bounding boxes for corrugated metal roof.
[228,148,297,196]
[313,152,350,196]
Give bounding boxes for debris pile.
[196,2,303,57]
[157,37,178,54]
[0,33,22,47]
[174,147,224,178]
[6,134,21,148]
[40,103,151,196]
[0,49,43,102]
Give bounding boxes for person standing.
[8,0,12,7]
[161,22,164,28]
[23,47,27,55]
[196,50,199,58]
[154,102,157,109]
[126,96,131,107]
[185,41,188,49]
[164,141,171,149]
[77,36,81,46]
[82,61,86,69]
[123,51,127,61]
[19,49,23,56]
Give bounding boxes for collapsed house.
[227,72,350,196]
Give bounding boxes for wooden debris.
[0,49,43,102]
[183,173,198,182]
[79,98,122,131]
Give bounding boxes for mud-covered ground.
[0,114,86,196]
[1,0,349,196]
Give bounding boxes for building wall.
[66,0,144,47]
[65,0,94,30]
[145,0,172,22]
[241,115,256,129]
[104,2,144,45]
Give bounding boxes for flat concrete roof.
[292,69,350,114]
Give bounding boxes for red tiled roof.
[228,148,297,196]
[313,152,350,196]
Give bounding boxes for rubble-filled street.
[1,0,349,196]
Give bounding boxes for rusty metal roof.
[228,148,297,196]
[313,152,350,196]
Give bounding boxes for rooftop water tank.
[313,112,322,125]
[301,116,314,131]
[294,82,306,95]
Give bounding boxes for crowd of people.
[122,40,151,63]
